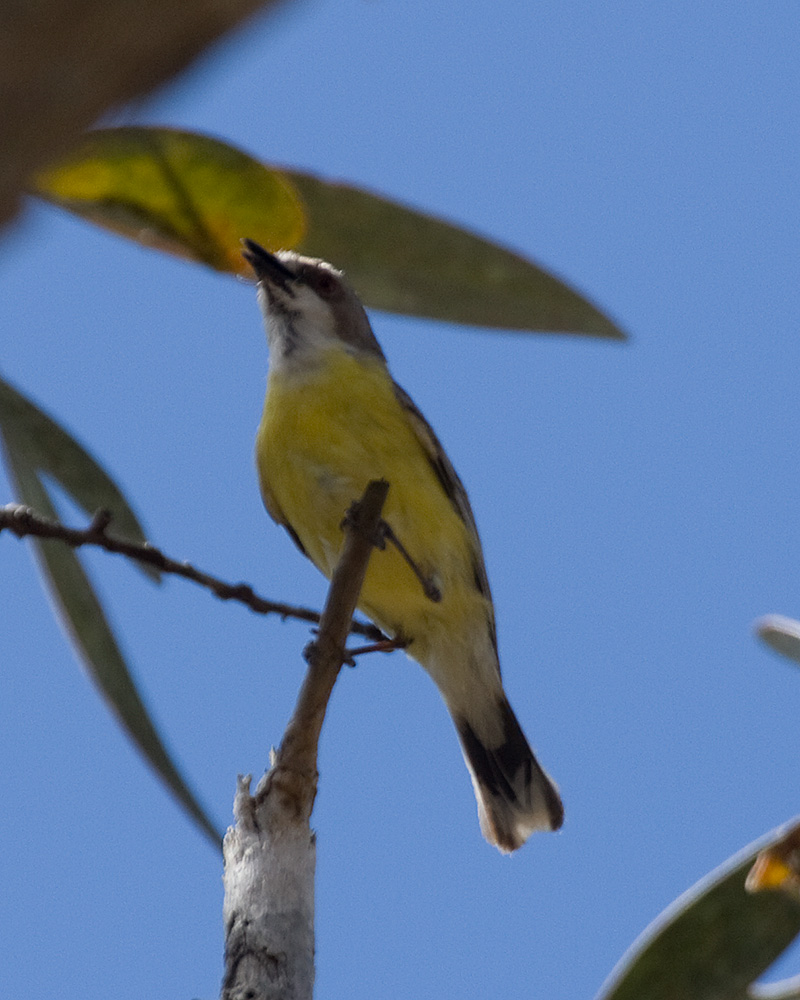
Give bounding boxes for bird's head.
[242,240,385,368]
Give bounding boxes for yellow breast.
[256,347,488,654]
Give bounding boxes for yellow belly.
[256,348,488,658]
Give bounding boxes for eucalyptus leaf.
[0,427,221,849]
[32,126,624,337]
[751,974,800,1000]
[0,374,158,581]
[755,615,800,668]
[289,169,625,337]
[597,819,800,1000]
[33,126,306,274]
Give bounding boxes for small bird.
[243,240,563,853]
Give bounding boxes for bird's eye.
[314,272,338,298]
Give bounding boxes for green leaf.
[755,615,800,668]
[597,819,800,1000]
[32,126,306,274]
[33,126,624,337]
[0,427,221,850]
[288,169,625,337]
[0,374,158,581]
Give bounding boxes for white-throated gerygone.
[243,240,563,852]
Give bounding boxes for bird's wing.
[258,474,309,558]
[392,380,498,647]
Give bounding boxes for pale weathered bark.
[221,774,317,1000]
[0,0,287,229]
[221,481,390,1000]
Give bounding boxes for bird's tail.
[453,696,563,853]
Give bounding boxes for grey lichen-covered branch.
[220,479,390,1000]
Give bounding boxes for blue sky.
[2,3,800,998]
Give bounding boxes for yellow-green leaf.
[35,126,624,337]
[597,819,800,1000]
[33,127,306,273]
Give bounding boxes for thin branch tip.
[0,501,379,637]
[88,507,113,533]
[276,479,390,784]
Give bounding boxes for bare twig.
[221,479,390,1000]
[0,502,383,641]
[344,637,407,663]
[277,478,391,778]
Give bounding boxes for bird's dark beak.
[241,239,295,293]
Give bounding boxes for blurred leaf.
[34,126,624,337]
[0,426,221,850]
[33,126,306,273]
[0,374,158,581]
[755,615,800,667]
[597,819,800,1000]
[288,169,625,337]
[747,823,800,903]
[751,977,800,1000]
